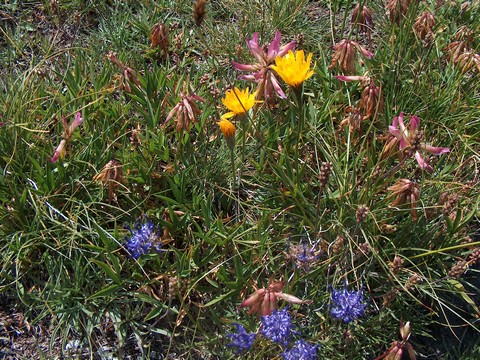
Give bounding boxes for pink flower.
[388,113,450,172]
[375,320,416,360]
[239,280,311,316]
[64,112,84,139]
[232,30,296,101]
[334,75,368,82]
[50,139,67,163]
[50,112,84,163]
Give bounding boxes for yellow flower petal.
[221,112,236,120]
[221,87,257,116]
[271,50,315,88]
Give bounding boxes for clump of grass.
[0,0,479,359]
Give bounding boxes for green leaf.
[87,284,120,300]
[203,289,236,307]
[91,260,121,284]
[144,306,166,321]
[448,279,480,316]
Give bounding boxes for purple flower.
[282,339,319,360]
[330,285,366,323]
[232,30,296,101]
[123,217,162,259]
[261,308,295,345]
[226,324,256,354]
[388,112,450,173]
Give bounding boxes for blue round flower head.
[123,217,162,259]
[261,308,295,346]
[282,339,319,360]
[226,324,256,354]
[330,285,366,323]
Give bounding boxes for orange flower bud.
[217,119,236,138]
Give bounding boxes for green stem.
[293,85,304,180]
[229,147,236,187]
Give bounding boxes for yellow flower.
[271,50,315,88]
[221,87,257,120]
[217,119,236,138]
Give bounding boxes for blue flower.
[330,285,366,323]
[282,339,319,360]
[226,324,256,354]
[261,308,295,345]
[123,217,162,259]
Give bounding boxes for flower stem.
[229,147,236,186]
[293,85,304,180]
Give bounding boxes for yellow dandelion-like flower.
[217,119,236,151]
[217,119,236,138]
[221,87,257,120]
[271,50,315,88]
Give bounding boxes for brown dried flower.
[150,23,170,56]
[130,124,141,150]
[448,260,467,278]
[443,27,474,67]
[390,255,405,274]
[413,12,435,41]
[351,4,373,33]
[164,90,205,132]
[50,112,84,163]
[168,276,179,300]
[444,41,468,64]
[405,273,421,291]
[339,106,363,133]
[359,78,383,119]
[386,0,414,24]
[93,159,128,202]
[319,162,332,189]
[331,236,345,254]
[193,0,207,26]
[468,247,480,264]
[357,241,371,255]
[438,192,458,216]
[356,205,369,223]
[50,0,58,14]
[455,26,474,43]
[387,179,420,220]
[455,51,480,73]
[329,39,373,74]
[106,52,141,93]
[335,75,383,120]
[382,289,399,307]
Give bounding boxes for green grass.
[1,0,479,359]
